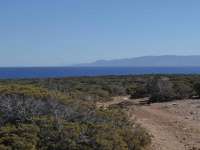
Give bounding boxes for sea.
[0,67,200,79]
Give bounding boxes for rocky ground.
[97,97,200,150]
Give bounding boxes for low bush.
[0,83,151,150]
[148,77,176,102]
[127,86,148,99]
[0,115,151,150]
[193,82,200,98]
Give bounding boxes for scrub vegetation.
[0,75,199,150]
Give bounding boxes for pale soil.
[97,97,200,150]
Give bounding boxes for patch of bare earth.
[97,97,200,150]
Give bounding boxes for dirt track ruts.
[97,97,200,150]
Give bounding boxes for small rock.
[172,103,178,106]
[185,116,190,119]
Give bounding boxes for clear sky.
[1,0,200,66]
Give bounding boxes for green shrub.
[128,86,148,99]
[193,82,200,98]
[149,77,176,102]
[0,77,155,150]
[173,81,193,99]
[0,116,151,150]
[0,124,39,150]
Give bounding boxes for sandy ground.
[97,97,200,150]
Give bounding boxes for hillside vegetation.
[0,75,200,150]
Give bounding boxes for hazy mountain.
[77,55,200,67]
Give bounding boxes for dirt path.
[97,97,200,150]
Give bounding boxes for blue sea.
[0,67,200,79]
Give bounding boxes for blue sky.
[1,0,200,66]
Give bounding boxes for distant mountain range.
[77,55,200,67]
